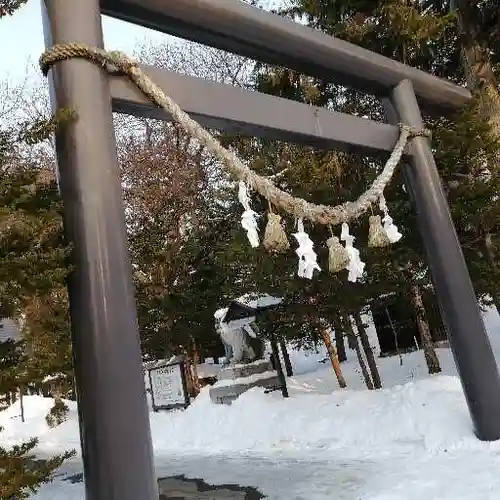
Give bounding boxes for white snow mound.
[2,375,494,460]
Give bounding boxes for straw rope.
[40,43,430,226]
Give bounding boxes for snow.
[214,293,282,321]
[3,308,500,499]
[212,369,277,387]
[214,307,228,319]
[196,362,222,379]
[42,373,67,384]
[0,317,21,342]
[231,359,270,369]
[234,293,282,309]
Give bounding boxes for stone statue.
[214,309,265,365]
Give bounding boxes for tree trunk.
[190,363,201,396]
[353,312,382,389]
[451,0,500,136]
[410,284,442,375]
[384,306,403,366]
[332,314,347,362]
[482,233,500,315]
[453,1,500,298]
[343,315,373,390]
[319,327,347,388]
[19,387,25,423]
[463,46,500,135]
[190,341,201,396]
[270,333,289,398]
[346,322,357,350]
[279,341,294,377]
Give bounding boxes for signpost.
[148,361,190,411]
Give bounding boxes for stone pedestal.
[209,359,280,405]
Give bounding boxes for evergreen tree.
[117,120,234,360]
[0,115,74,396]
[0,435,73,500]
[422,0,500,310]
[0,116,76,500]
[1,2,75,492]
[278,0,500,308]
[116,40,255,361]
[0,0,27,17]
[213,0,500,373]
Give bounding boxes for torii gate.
[40,1,500,499]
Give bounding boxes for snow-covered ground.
[3,308,500,499]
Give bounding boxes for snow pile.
[212,370,277,388]
[1,370,494,462]
[2,308,500,500]
[196,362,222,379]
[0,396,80,453]
[149,375,489,459]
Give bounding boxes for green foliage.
[210,0,500,343]
[0,125,74,500]
[45,400,69,428]
[118,123,235,359]
[21,109,77,146]
[0,168,69,316]
[0,0,28,18]
[0,150,74,496]
[0,340,23,409]
[0,121,73,380]
[1,1,75,488]
[0,429,75,499]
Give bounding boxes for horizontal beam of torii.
[101,0,471,114]
[110,65,401,156]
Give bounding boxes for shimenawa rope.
[39,42,430,227]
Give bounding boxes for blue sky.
[0,1,173,84]
[0,0,283,85]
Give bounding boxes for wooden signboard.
[148,361,190,411]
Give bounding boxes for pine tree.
[0,434,74,500]
[1,1,76,487]
[421,0,500,311]
[117,119,234,360]
[213,0,500,376]
[0,119,76,500]
[0,116,74,391]
[0,0,27,17]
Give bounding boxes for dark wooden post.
[384,79,500,441]
[41,0,158,498]
[353,312,382,389]
[279,341,294,377]
[270,334,289,398]
[332,314,347,362]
